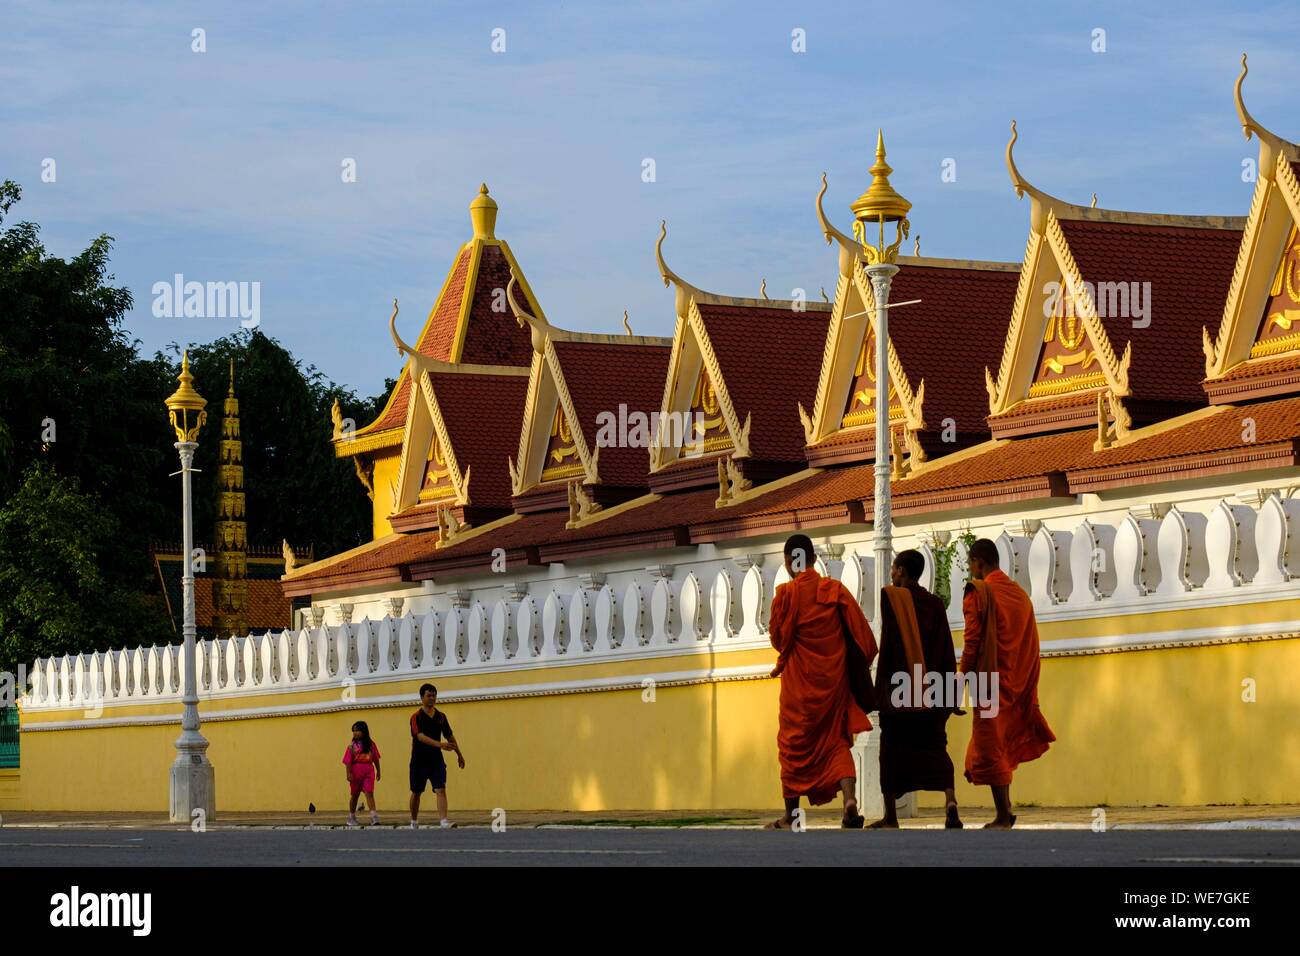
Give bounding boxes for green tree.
[166,331,377,556]
[0,464,172,675]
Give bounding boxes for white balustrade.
[24,493,1300,713]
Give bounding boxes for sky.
[2,1,1294,399]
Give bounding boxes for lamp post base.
[851,727,916,821]
[169,753,216,824]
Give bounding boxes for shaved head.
[784,533,815,575]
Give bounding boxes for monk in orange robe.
[767,533,877,829]
[960,538,1055,828]
[870,549,962,829]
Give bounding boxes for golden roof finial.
[760,278,768,300]
[655,220,703,317]
[622,310,632,336]
[165,350,208,443]
[913,234,921,256]
[1090,193,1098,208]
[815,173,860,278]
[1005,119,1068,231]
[819,287,829,303]
[1234,53,1291,171]
[470,182,498,240]
[506,269,550,354]
[851,130,911,264]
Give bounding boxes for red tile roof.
[426,370,529,509]
[287,394,1300,594]
[421,248,472,362]
[357,244,535,437]
[886,263,1019,437]
[194,578,292,631]
[461,245,536,367]
[550,339,672,488]
[695,302,829,461]
[1056,217,1242,407]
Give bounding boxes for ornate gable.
[649,223,753,473]
[1252,223,1300,358]
[332,185,539,459]
[507,272,673,509]
[386,301,529,535]
[802,175,1019,472]
[508,296,599,499]
[1203,56,1300,402]
[986,123,1180,446]
[1026,275,1108,399]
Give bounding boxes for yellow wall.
[371,451,401,539]
[14,638,1300,813]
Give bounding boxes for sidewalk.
[3,804,1298,830]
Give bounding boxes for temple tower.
[211,360,249,637]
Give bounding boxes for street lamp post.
[164,352,216,823]
[851,130,912,629]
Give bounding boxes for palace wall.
[13,472,1300,813]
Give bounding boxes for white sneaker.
[409,820,418,829]
[369,812,380,826]
[440,818,456,829]
[346,815,358,828]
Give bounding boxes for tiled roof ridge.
[1055,207,1246,231]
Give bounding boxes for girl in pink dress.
[343,721,381,826]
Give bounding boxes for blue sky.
[2,1,1293,398]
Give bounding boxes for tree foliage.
[0,181,386,672]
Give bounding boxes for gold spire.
[469,182,498,240]
[213,351,248,638]
[850,130,911,264]
[164,351,207,443]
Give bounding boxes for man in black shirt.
[409,683,465,828]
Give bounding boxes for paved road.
[2,826,1299,866]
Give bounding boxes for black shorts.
[409,762,447,793]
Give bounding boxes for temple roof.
[286,59,1300,598]
[549,338,672,489]
[1057,216,1243,408]
[693,301,828,463]
[334,187,539,455]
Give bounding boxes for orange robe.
[769,569,877,805]
[960,569,1055,786]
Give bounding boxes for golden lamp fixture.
[851,129,911,264]
[165,351,207,443]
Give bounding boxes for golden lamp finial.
[850,129,911,265]
[470,182,498,240]
[165,351,208,443]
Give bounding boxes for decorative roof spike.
[622,310,632,336]
[815,173,860,277]
[1090,193,1098,209]
[1005,119,1069,231]
[913,235,921,256]
[1234,53,1294,174]
[760,278,769,300]
[389,296,458,378]
[819,287,829,303]
[505,270,550,354]
[655,220,703,317]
